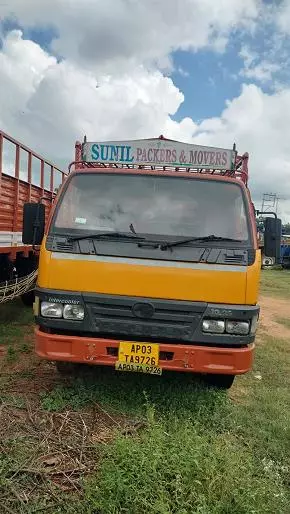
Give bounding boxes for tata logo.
[132,302,155,319]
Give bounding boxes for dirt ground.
[259,296,290,339]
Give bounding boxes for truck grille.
[84,293,207,342]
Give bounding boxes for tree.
[282,223,290,234]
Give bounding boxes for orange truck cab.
[22,136,282,388]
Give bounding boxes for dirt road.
[259,296,290,339]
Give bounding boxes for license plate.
[115,362,162,375]
[115,341,162,375]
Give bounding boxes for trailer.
[0,130,66,305]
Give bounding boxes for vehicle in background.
[257,216,286,269]
[0,130,66,306]
[23,136,282,388]
[281,235,290,269]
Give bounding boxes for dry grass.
[0,385,139,512]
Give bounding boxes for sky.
[1,0,290,220]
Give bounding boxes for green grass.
[276,317,290,330]
[82,422,286,514]
[40,369,224,417]
[1,394,26,408]
[3,348,289,513]
[1,279,290,513]
[6,345,18,363]
[0,301,33,364]
[36,337,290,514]
[0,299,34,325]
[260,268,290,299]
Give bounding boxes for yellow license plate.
[118,341,159,365]
[115,362,162,375]
[115,341,162,375]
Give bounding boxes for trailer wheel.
[21,290,35,307]
[55,361,81,375]
[203,374,235,389]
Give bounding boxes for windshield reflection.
[53,173,249,241]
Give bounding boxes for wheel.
[262,255,275,267]
[55,361,80,375]
[21,290,35,307]
[203,374,235,389]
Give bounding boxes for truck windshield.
[52,173,250,242]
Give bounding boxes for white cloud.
[177,67,190,78]
[239,45,257,68]
[239,45,280,83]
[276,0,290,34]
[188,84,290,219]
[1,1,290,222]
[242,61,280,83]
[1,0,260,73]
[0,30,56,120]
[0,30,184,167]
[237,4,290,87]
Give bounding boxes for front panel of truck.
[34,168,260,379]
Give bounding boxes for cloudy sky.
[1,0,290,220]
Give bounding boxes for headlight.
[202,319,225,334]
[250,314,258,335]
[63,304,84,320]
[41,302,63,318]
[226,320,250,335]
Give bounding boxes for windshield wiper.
[160,235,242,250]
[68,231,146,242]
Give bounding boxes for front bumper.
[35,327,254,375]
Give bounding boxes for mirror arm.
[255,210,277,219]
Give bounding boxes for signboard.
[82,138,234,170]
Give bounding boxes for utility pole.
[261,193,279,214]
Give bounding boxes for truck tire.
[203,374,235,389]
[55,361,81,375]
[21,290,35,307]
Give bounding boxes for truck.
[0,130,66,305]
[257,216,286,268]
[281,235,290,269]
[257,227,275,268]
[22,135,282,389]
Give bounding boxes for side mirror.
[22,203,45,245]
[264,217,282,260]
